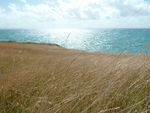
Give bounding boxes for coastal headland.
[0,42,150,113]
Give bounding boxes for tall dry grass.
[0,42,150,113]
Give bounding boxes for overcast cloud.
[0,0,150,28]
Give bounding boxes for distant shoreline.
[0,41,62,47]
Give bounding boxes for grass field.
[0,42,150,113]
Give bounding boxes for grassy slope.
[0,42,150,113]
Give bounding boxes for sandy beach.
[0,42,150,113]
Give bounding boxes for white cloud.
[20,0,27,3]
[0,0,150,28]
[0,8,5,14]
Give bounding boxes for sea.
[0,28,150,54]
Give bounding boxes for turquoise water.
[0,29,150,53]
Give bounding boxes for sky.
[0,0,150,29]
